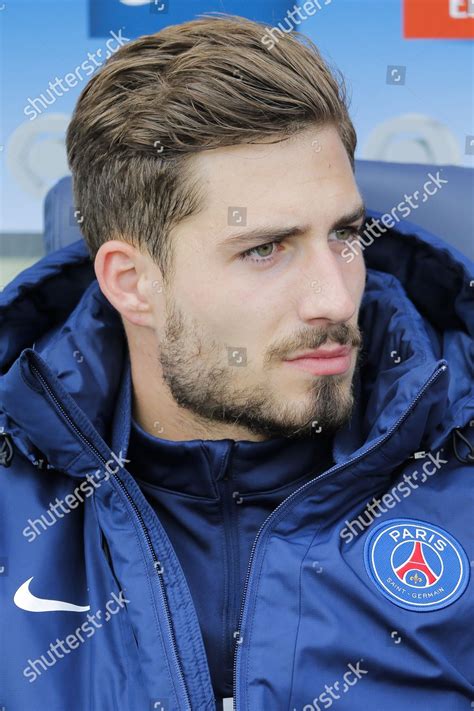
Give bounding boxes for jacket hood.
[1,209,473,473]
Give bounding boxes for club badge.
[364,518,470,611]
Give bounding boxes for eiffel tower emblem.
[394,541,439,585]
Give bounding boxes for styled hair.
[66,12,357,281]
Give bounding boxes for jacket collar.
[111,353,334,499]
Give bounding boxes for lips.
[285,345,352,361]
[283,345,353,376]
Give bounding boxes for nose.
[297,245,358,324]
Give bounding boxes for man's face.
[152,123,366,440]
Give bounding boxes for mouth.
[283,345,353,376]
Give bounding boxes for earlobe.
[120,301,155,329]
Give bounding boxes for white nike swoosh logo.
[14,576,90,613]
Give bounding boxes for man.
[0,13,473,711]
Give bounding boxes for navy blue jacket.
[1,210,473,710]
[126,397,335,702]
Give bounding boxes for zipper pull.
[452,427,474,464]
[0,431,14,467]
[411,450,427,460]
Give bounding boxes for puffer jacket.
[0,209,473,710]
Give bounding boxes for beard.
[157,296,363,441]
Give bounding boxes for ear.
[94,240,160,327]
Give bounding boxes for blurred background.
[0,0,473,287]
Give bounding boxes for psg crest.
[364,519,470,611]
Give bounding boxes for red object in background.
[404,0,474,38]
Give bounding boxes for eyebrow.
[221,203,367,248]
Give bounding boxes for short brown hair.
[66,12,357,281]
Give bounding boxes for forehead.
[188,124,360,226]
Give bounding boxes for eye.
[238,238,284,264]
[331,225,364,243]
[238,225,364,265]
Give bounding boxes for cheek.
[171,263,217,317]
[172,256,279,350]
[199,293,274,360]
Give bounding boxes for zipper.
[232,362,448,711]
[30,363,192,711]
[219,448,240,690]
